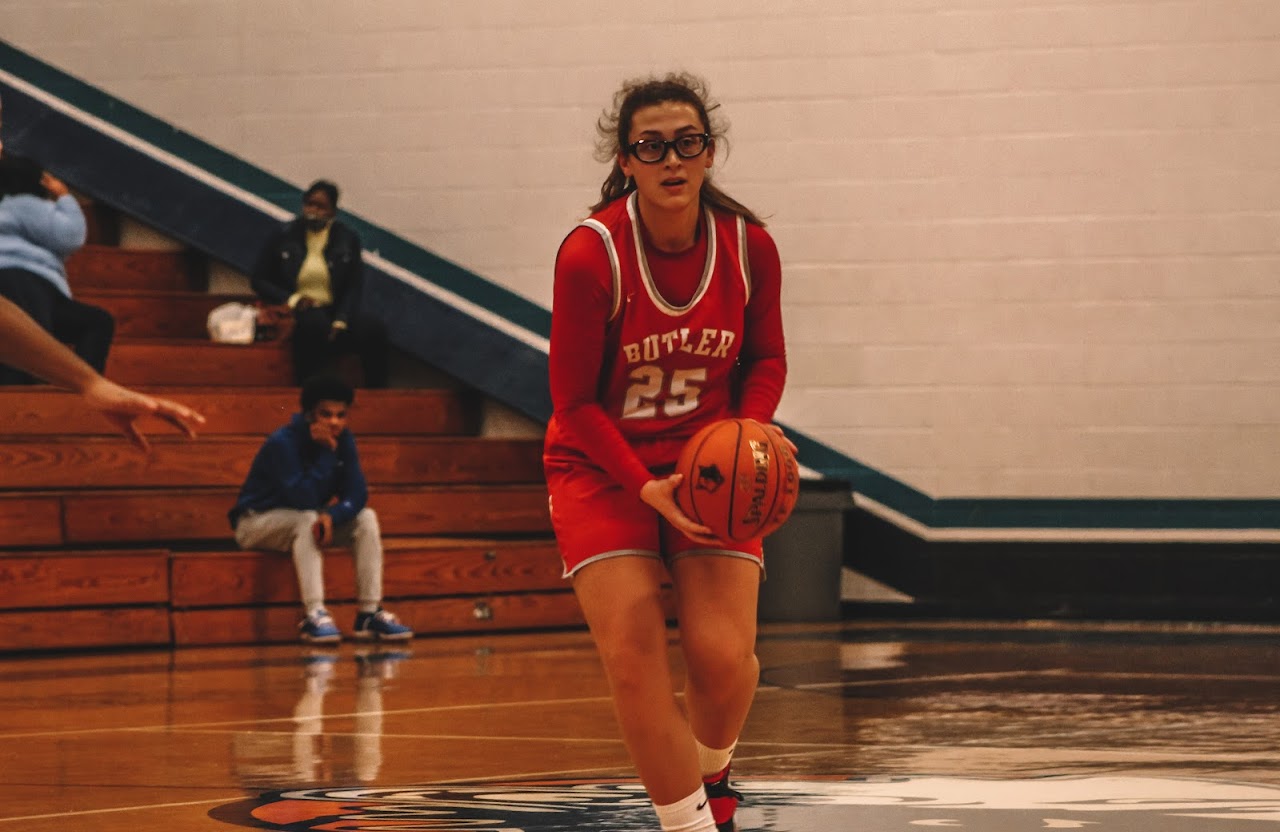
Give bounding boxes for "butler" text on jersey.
[622,327,736,364]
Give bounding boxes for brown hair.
[590,72,764,226]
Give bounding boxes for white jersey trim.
[562,548,661,579]
[626,193,717,318]
[579,218,623,323]
[736,214,753,299]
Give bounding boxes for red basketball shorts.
[545,457,764,578]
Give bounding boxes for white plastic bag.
[206,302,258,344]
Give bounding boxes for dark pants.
[292,306,389,388]
[0,267,115,385]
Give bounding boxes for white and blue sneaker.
[352,608,413,642]
[299,609,342,644]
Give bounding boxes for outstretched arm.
[0,296,205,452]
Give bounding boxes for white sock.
[696,739,737,778]
[653,786,716,832]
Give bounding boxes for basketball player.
[543,73,789,832]
[0,294,204,450]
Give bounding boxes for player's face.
[308,400,348,439]
[619,101,714,216]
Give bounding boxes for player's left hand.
[759,421,798,455]
[312,512,334,546]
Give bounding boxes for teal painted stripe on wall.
[930,498,1280,530]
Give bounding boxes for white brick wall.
[5,0,1278,498]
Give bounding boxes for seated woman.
[250,180,389,388]
[0,154,115,385]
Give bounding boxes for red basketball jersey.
[546,193,753,470]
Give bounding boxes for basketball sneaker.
[703,765,743,832]
[352,608,413,641]
[299,609,341,644]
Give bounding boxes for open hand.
[80,376,205,453]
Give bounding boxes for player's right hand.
[640,474,720,546]
[308,419,339,451]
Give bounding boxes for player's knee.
[292,510,320,538]
[596,633,667,695]
[352,507,380,536]
[682,627,755,683]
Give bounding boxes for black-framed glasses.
[625,133,711,164]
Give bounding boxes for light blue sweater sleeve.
[12,195,87,257]
[0,194,86,297]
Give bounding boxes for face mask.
[304,215,330,232]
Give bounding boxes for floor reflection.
[4,621,1280,832]
[232,646,411,788]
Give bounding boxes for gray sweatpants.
[234,507,384,614]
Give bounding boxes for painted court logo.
[211,776,1280,830]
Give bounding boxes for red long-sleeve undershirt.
[548,219,787,496]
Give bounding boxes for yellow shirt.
[290,225,334,308]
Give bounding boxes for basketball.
[674,418,800,542]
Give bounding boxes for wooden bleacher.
[0,436,544,488]
[78,289,258,339]
[0,211,573,652]
[66,243,200,291]
[105,339,296,386]
[0,387,471,436]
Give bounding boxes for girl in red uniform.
[544,73,788,832]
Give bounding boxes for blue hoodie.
[229,413,369,529]
[0,193,86,297]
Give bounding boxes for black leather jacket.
[251,218,365,324]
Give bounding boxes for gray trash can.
[759,479,850,622]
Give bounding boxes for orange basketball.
[674,418,800,542]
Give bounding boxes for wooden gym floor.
[1,618,1278,831]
